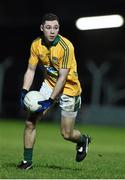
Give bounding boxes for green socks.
[78,135,86,144]
[23,148,33,163]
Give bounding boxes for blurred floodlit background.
[0,0,125,126]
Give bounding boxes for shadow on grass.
[37,163,82,171]
[3,162,17,168]
[3,162,82,171]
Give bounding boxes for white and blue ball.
[24,91,45,112]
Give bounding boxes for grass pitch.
[0,119,125,179]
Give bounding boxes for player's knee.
[61,130,72,140]
[25,121,35,130]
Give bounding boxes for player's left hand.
[36,98,54,113]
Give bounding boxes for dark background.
[1,0,125,117]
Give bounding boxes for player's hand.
[36,98,54,113]
[20,89,28,109]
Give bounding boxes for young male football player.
[17,13,91,169]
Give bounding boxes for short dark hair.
[42,13,59,25]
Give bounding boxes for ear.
[40,24,43,31]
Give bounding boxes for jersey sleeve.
[28,42,39,65]
[59,43,74,69]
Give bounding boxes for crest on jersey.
[52,57,58,63]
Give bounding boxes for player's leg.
[61,115,82,143]
[17,112,42,169]
[60,94,91,162]
[17,81,52,169]
[60,94,82,142]
[61,115,91,162]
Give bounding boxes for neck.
[43,37,53,48]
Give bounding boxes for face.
[40,20,59,42]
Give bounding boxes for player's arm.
[20,64,37,109]
[36,68,69,114]
[50,68,69,100]
[22,64,37,91]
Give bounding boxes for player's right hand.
[36,98,54,113]
[20,89,28,109]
